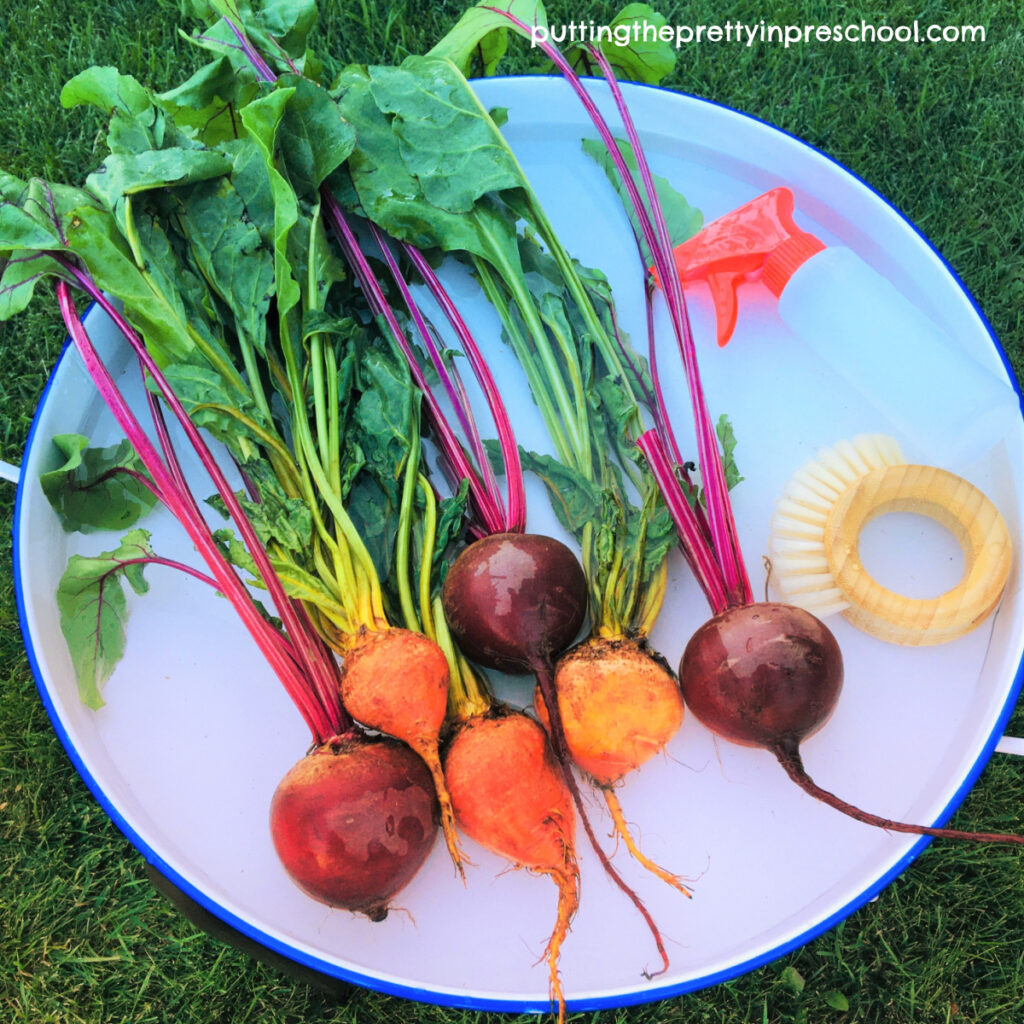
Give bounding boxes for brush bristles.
[770,434,906,616]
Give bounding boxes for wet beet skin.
[270,735,439,920]
[679,602,844,749]
[441,532,588,673]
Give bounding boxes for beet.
[441,532,588,673]
[443,708,579,1017]
[681,601,1024,846]
[270,734,440,920]
[680,602,843,749]
[536,635,693,897]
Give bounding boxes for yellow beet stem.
[433,596,492,722]
[599,546,625,636]
[636,560,668,639]
[307,211,333,474]
[299,425,387,632]
[417,476,437,639]
[395,422,423,634]
[191,403,301,488]
[294,450,359,610]
[272,555,353,634]
[603,787,692,898]
[324,338,341,495]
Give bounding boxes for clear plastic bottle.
[777,245,1020,466]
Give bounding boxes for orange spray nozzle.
[659,187,825,346]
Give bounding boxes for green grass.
[2,0,1024,1021]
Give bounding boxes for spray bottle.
[666,187,1021,466]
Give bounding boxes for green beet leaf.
[185,0,322,79]
[426,0,548,77]
[566,3,677,85]
[0,176,102,319]
[127,200,244,383]
[240,85,302,322]
[368,57,523,215]
[57,529,155,709]
[207,458,312,556]
[64,203,201,368]
[60,66,162,158]
[517,447,604,536]
[227,135,278,247]
[60,66,154,122]
[351,346,419,508]
[211,528,260,583]
[716,414,744,491]
[171,173,275,363]
[606,3,677,84]
[158,363,269,463]
[268,557,348,620]
[156,56,261,147]
[40,434,158,534]
[426,0,674,84]
[0,195,62,253]
[274,74,356,197]
[255,0,319,61]
[345,474,395,589]
[0,252,63,319]
[341,344,419,588]
[85,148,234,213]
[431,480,470,580]
[1,175,106,248]
[335,66,509,258]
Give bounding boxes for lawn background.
[2,1,1024,1022]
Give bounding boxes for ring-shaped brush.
[770,435,1012,645]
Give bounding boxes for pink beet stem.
[57,280,345,742]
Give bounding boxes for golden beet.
[538,636,684,787]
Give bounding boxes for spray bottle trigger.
[705,271,744,347]
[664,187,825,346]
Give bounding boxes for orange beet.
[341,627,464,877]
[445,710,576,866]
[444,710,579,1023]
[539,636,684,786]
[535,636,691,897]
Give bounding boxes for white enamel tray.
[14,76,1024,1013]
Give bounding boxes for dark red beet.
[680,602,843,748]
[441,532,588,673]
[270,734,439,920]
[681,601,1024,846]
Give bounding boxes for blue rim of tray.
[13,76,1024,1013]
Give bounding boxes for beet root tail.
[414,737,469,880]
[602,788,693,898]
[532,656,671,979]
[773,741,1024,846]
[536,857,580,1024]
